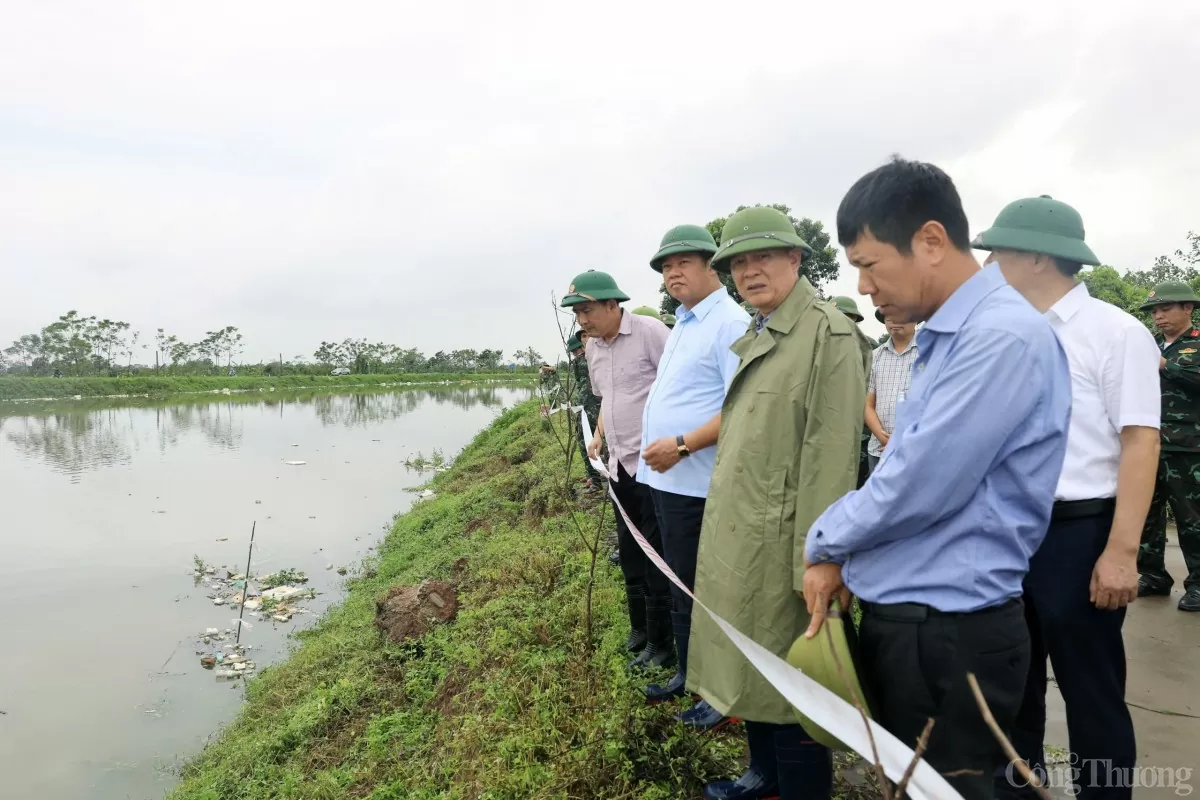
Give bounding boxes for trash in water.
[283,460,307,466]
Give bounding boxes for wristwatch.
[675,435,691,458]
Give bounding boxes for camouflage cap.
[1141,281,1200,310]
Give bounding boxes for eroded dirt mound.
[374,579,459,643]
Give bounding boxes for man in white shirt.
[976,195,1160,800]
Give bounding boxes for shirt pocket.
[764,468,791,542]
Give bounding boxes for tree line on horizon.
[1,317,547,378]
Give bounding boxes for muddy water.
[0,385,533,800]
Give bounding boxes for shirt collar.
[923,264,1008,334]
[1047,281,1089,324]
[887,334,917,355]
[676,286,726,324]
[595,310,632,347]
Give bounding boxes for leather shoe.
[608,550,620,566]
[1138,574,1173,597]
[676,700,732,732]
[1178,586,1200,612]
[702,766,778,800]
[629,641,676,671]
[645,671,686,703]
[624,629,647,653]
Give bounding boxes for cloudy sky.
[2,0,1197,363]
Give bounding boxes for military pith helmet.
[566,333,582,351]
[711,207,814,273]
[560,270,631,307]
[971,195,1100,266]
[832,296,863,322]
[662,313,677,328]
[1140,281,1200,310]
[785,600,875,751]
[650,224,719,272]
[632,305,661,319]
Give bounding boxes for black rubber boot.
[1139,573,1173,597]
[624,588,647,652]
[1179,586,1200,612]
[630,597,676,670]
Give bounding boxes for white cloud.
[1,0,1196,354]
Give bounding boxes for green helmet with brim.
[711,207,813,273]
[650,224,719,272]
[560,270,631,307]
[971,195,1100,266]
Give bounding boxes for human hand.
[1160,356,1168,371]
[878,431,890,449]
[587,434,603,462]
[801,562,851,639]
[642,437,682,473]
[1090,545,1138,610]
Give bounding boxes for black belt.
[1052,497,1115,521]
[860,597,1021,623]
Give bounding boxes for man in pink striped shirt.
[562,269,673,669]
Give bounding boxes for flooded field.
[0,385,533,800]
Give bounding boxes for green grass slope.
[167,401,741,800]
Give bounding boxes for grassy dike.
[0,373,529,401]
[167,400,742,800]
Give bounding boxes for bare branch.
[893,718,935,799]
[823,616,891,800]
[966,672,1051,800]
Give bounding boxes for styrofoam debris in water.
[283,460,307,466]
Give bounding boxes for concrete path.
[1043,541,1200,798]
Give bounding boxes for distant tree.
[515,346,543,368]
[659,204,840,315]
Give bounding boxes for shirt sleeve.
[1102,321,1161,430]
[715,316,749,392]
[794,326,866,587]
[867,347,881,395]
[644,319,670,370]
[805,327,1047,564]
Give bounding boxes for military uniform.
[1139,281,1200,597]
[567,340,603,485]
[831,296,876,489]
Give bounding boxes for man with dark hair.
[802,158,1071,800]
[977,195,1160,799]
[561,271,674,668]
[638,225,748,730]
[864,314,918,475]
[1138,281,1200,612]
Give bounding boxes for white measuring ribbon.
[580,414,963,800]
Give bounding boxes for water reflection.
[2,386,531,480]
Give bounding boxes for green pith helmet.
[632,305,661,319]
[785,600,875,751]
[566,333,582,351]
[560,270,631,307]
[971,195,1100,266]
[1140,281,1200,311]
[662,313,677,328]
[711,207,814,273]
[650,224,719,272]
[832,296,863,322]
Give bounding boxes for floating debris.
[283,460,307,466]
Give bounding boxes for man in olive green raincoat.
[687,207,865,800]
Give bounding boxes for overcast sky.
[2,0,1197,363]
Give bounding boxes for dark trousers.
[859,598,1030,800]
[1139,451,1200,589]
[650,488,705,676]
[996,508,1135,800]
[744,720,832,800]
[611,463,672,642]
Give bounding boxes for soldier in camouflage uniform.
[1138,280,1200,612]
[567,333,604,492]
[832,295,876,488]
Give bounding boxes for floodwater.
[0,385,533,800]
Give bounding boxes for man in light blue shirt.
[802,158,1071,800]
[638,224,748,730]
